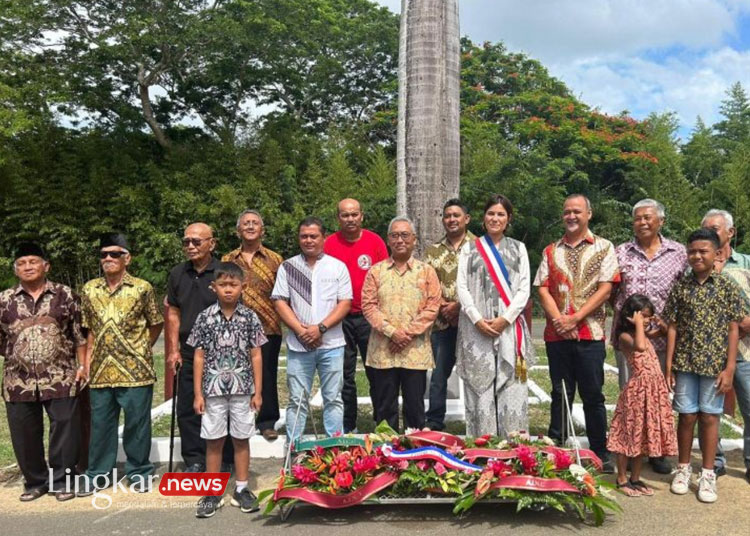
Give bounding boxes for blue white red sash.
[475,235,525,360]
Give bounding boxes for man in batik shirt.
[1,242,86,501]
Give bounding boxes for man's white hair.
[387,216,416,235]
[702,209,734,230]
[632,199,665,219]
[236,209,264,229]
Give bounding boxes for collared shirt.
[720,250,750,361]
[361,257,441,370]
[0,281,86,402]
[167,258,219,357]
[271,253,352,352]
[187,303,267,397]
[323,230,389,313]
[612,236,687,352]
[533,231,620,342]
[424,231,476,331]
[81,272,163,388]
[222,245,283,335]
[663,271,745,376]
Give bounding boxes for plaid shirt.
[611,237,687,352]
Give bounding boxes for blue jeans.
[286,346,344,443]
[716,360,750,470]
[425,327,458,430]
[673,371,725,415]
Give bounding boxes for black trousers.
[547,340,608,457]
[6,396,80,491]
[257,334,282,432]
[177,354,233,466]
[342,313,376,431]
[371,367,426,431]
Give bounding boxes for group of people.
[2,194,749,517]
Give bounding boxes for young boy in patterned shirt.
[664,229,744,503]
[188,262,266,518]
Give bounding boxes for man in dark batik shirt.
[0,243,87,502]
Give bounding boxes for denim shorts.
[673,371,725,414]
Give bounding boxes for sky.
[374,0,750,140]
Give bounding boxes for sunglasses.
[182,237,210,247]
[100,250,128,259]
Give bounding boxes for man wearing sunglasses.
[166,223,234,471]
[79,233,163,494]
[1,242,87,502]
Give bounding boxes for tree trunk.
[397,0,460,255]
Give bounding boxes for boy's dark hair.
[687,228,720,249]
[443,198,469,215]
[614,293,655,342]
[298,216,325,235]
[483,194,514,221]
[215,261,244,281]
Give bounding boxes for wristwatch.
[318,323,328,334]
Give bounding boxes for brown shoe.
[56,491,76,502]
[19,487,47,502]
[261,428,278,441]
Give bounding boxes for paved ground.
[2,451,748,536]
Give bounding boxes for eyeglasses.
[100,250,127,259]
[182,237,211,247]
[388,232,414,241]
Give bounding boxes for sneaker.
[670,464,692,495]
[713,465,726,478]
[196,495,224,518]
[697,471,718,503]
[649,456,673,475]
[231,487,260,513]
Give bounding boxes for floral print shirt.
[663,271,745,376]
[187,303,267,397]
[0,281,86,401]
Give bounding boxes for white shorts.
[200,395,256,440]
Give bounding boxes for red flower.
[334,471,354,489]
[434,462,447,476]
[353,455,379,474]
[291,464,319,484]
[487,459,513,477]
[315,446,325,456]
[329,453,351,474]
[515,445,537,475]
[549,448,573,471]
[474,437,489,447]
[475,469,494,497]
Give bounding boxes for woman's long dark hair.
[614,293,655,342]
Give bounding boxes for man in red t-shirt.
[324,198,388,432]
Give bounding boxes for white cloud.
[374,0,750,136]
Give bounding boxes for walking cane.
[169,364,180,473]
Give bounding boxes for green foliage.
[1,2,747,292]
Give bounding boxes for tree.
[397,0,460,252]
[715,82,750,151]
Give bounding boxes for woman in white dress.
[456,194,535,437]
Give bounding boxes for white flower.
[568,464,589,479]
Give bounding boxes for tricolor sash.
[475,235,527,381]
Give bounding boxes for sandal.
[629,479,655,496]
[616,480,642,497]
[19,487,47,502]
[56,491,76,502]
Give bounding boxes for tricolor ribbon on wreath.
[381,444,482,473]
[475,235,527,382]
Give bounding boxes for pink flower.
[315,446,325,456]
[434,462,447,476]
[334,470,354,489]
[416,461,429,471]
[515,445,537,475]
[291,464,319,484]
[333,431,343,437]
[397,460,409,470]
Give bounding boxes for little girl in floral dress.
[608,294,677,496]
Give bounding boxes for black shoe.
[424,422,444,432]
[231,487,259,513]
[196,495,224,518]
[744,468,750,484]
[600,456,616,474]
[75,476,102,497]
[183,462,205,473]
[714,465,727,478]
[649,456,673,475]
